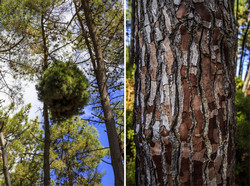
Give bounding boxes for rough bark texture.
[133,1,237,185]
[0,132,11,186]
[79,1,124,185]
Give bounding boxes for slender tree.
[73,1,124,185]
[133,1,237,185]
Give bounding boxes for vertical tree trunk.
[43,104,50,186]
[238,22,249,77]
[129,0,135,67]
[0,132,12,186]
[133,1,237,185]
[243,67,250,96]
[78,1,124,185]
[41,13,50,186]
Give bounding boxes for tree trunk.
[0,132,11,186]
[133,1,237,185]
[43,104,50,186]
[243,66,250,96]
[78,1,124,185]
[238,21,249,77]
[129,0,135,67]
[41,13,50,186]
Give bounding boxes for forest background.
[126,0,250,185]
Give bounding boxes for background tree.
[235,0,249,79]
[0,104,43,185]
[50,116,107,185]
[133,1,237,185]
[126,1,136,185]
[71,0,124,185]
[235,78,250,185]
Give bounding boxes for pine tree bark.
[76,1,124,185]
[0,132,11,186]
[133,1,237,185]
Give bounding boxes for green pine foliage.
[0,104,43,185]
[36,61,89,121]
[50,116,107,185]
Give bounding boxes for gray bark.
[133,1,237,185]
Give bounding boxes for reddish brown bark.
[133,1,237,185]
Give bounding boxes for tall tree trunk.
[133,1,237,185]
[0,132,11,186]
[76,1,124,185]
[41,13,50,186]
[129,0,135,67]
[43,104,50,186]
[243,66,250,96]
[238,22,249,77]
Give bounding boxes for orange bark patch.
[192,136,205,152]
[150,42,158,80]
[179,124,189,141]
[145,129,151,138]
[147,105,154,114]
[180,26,189,51]
[139,31,143,47]
[155,108,160,120]
[176,2,187,19]
[182,111,192,129]
[218,108,226,140]
[194,110,203,135]
[208,162,215,180]
[160,126,169,137]
[180,157,190,184]
[150,140,162,156]
[182,79,190,112]
[192,150,205,162]
[152,155,164,185]
[162,37,174,75]
[215,8,222,19]
[213,28,221,45]
[193,95,201,111]
[190,74,197,87]
[202,56,214,103]
[182,143,190,158]
[211,61,216,76]
[208,116,218,144]
[193,160,203,185]
[181,65,188,80]
[164,142,172,170]
[194,3,211,21]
